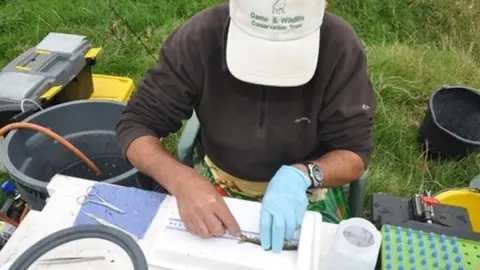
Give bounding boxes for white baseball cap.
[226,0,326,87]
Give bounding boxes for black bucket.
[1,100,155,211]
[418,85,480,158]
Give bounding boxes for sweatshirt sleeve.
[317,36,376,168]
[115,25,203,157]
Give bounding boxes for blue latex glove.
[260,165,310,253]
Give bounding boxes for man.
[116,0,375,253]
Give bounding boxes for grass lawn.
[1,0,479,212]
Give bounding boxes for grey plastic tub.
[1,100,150,210]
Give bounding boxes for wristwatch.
[300,161,324,188]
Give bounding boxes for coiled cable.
[8,224,148,270]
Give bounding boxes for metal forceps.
[84,212,139,241]
[77,186,125,214]
[36,256,106,264]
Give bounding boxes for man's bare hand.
[124,136,239,237]
[173,171,241,238]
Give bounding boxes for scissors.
[77,186,125,214]
[84,212,139,241]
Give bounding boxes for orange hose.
[0,123,103,177]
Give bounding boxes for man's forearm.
[294,150,365,188]
[125,136,196,195]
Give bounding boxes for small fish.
[238,234,298,251]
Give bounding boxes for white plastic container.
[0,175,337,270]
[148,197,324,270]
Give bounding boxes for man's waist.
[204,156,268,198]
[204,150,277,182]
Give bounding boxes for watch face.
[312,166,322,181]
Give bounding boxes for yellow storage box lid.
[89,74,135,103]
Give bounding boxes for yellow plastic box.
[434,188,480,233]
[89,74,135,103]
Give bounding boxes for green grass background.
[0,0,479,209]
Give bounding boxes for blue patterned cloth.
[73,183,166,239]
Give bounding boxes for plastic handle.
[0,180,16,195]
[422,196,439,206]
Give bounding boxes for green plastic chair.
[470,175,480,189]
[176,111,370,217]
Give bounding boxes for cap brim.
[226,21,320,87]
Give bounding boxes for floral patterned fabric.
[200,156,350,224]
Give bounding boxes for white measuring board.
[166,217,300,243]
[148,196,323,270]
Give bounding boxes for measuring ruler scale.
[166,218,300,243]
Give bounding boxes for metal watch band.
[300,161,322,188]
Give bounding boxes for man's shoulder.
[321,12,365,51]
[188,4,229,29]
[177,4,229,43]
[166,4,228,63]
